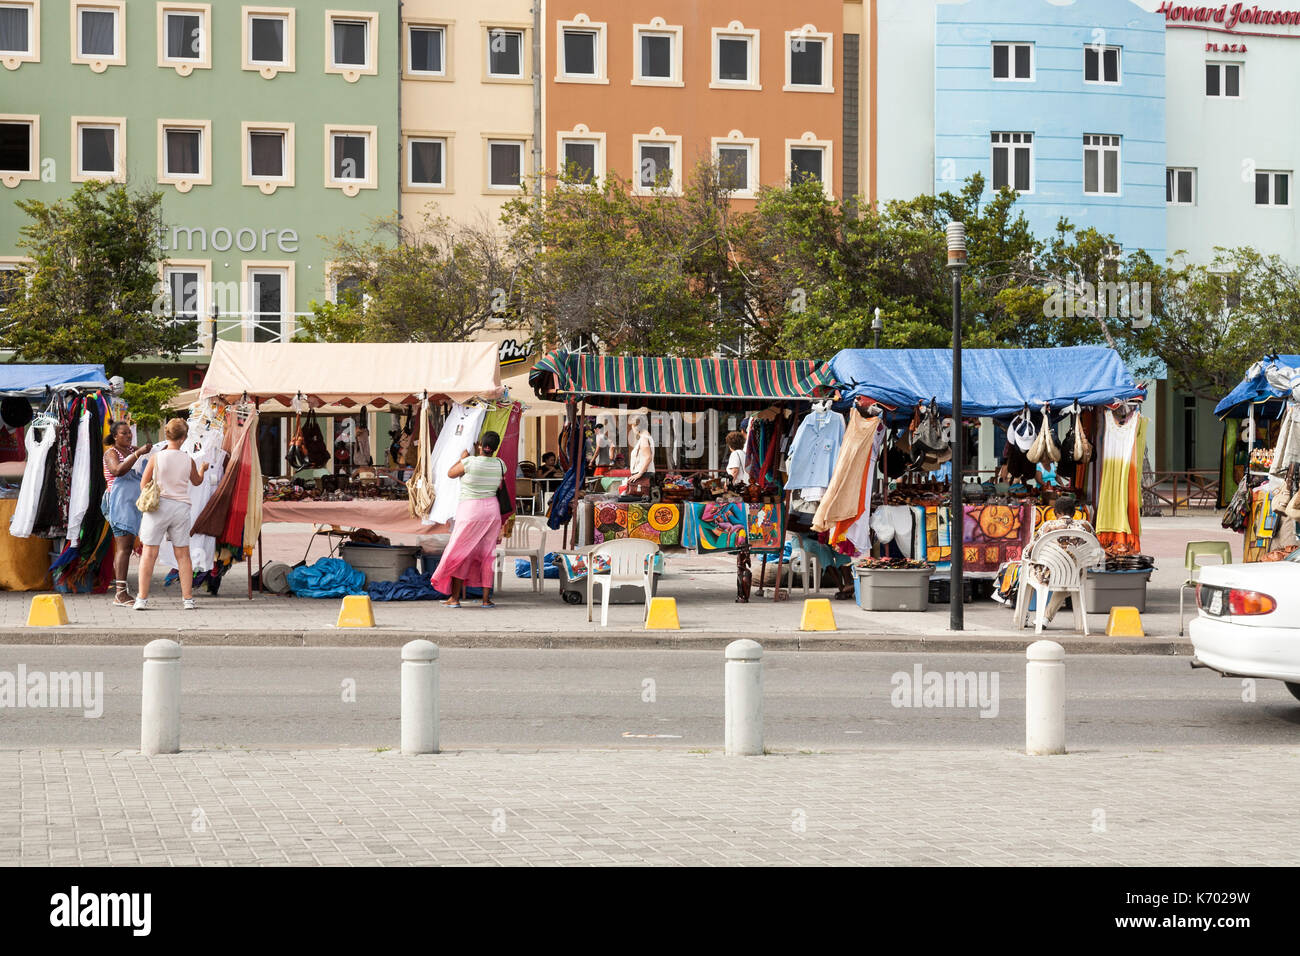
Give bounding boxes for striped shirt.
[460,456,505,501]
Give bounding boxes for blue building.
[934,0,1166,261]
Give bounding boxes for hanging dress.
[9,422,56,538]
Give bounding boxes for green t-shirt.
[460,455,505,500]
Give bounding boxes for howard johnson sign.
[1158,2,1300,32]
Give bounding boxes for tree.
[298,211,520,344]
[122,376,181,432]
[3,180,192,376]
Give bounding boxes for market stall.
[822,347,1151,603]
[1215,355,1300,562]
[529,349,837,601]
[194,340,507,595]
[0,364,113,592]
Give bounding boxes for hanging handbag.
[406,401,434,519]
[136,477,161,514]
[300,410,330,468]
[495,458,513,516]
[1028,408,1060,465]
[1072,412,1093,464]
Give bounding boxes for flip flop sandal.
[479,602,497,609]
[443,601,461,608]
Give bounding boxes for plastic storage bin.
[855,567,933,612]
[340,543,420,585]
[1083,569,1153,614]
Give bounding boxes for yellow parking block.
[800,598,836,632]
[337,594,375,628]
[644,597,680,630]
[27,594,69,627]
[1106,606,1144,638]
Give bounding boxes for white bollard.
[1025,639,1065,755]
[725,639,764,756]
[141,639,182,756]
[401,640,440,755]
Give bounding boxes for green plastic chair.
[1179,541,1233,636]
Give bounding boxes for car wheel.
[1286,683,1300,703]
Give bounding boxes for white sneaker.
[183,598,197,610]
[133,598,149,611]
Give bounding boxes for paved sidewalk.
[4,746,1296,865]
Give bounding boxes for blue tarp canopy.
[1214,355,1300,419]
[829,347,1143,418]
[0,364,109,398]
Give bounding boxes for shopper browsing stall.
[102,421,146,607]
[432,430,508,609]
[134,418,210,611]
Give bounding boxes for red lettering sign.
[1159,1,1300,35]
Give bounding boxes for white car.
[1189,552,1300,699]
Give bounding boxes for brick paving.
[4,746,1296,865]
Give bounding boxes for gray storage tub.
[855,567,933,612]
[340,543,420,585]
[1083,569,1152,614]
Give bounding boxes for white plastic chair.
[587,538,659,627]
[494,515,548,593]
[785,532,821,593]
[1013,527,1105,635]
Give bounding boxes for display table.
[263,499,450,538]
[0,497,52,591]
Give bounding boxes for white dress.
[9,423,56,539]
[65,409,92,545]
[157,418,226,573]
[427,403,487,525]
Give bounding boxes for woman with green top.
[432,430,509,608]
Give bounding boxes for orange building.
[545,1,868,204]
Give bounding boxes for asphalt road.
[1,646,1298,750]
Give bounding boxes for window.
[1084,45,1120,84]
[242,122,294,192]
[554,15,604,82]
[486,27,523,77]
[0,262,24,311]
[712,23,760,90]
[0,1,38,67]
[716,144,752,193]
[633,129,682,194]
[1166,167,1195,206]
[245,266,290,343]
[1083,134,1120,196]
[0,116,37,185]
[158,5,210,74]
[992,42,1032,81]
[487,139,524,189]
[72,117,123,182]
[327,12,376,80]
[991,132,1032,192]
[244,8,294,76]
[73,2,125,69]
[790,147,824,184]
[407,136,446,188]
[1255,170,1290,207]
[640,143,673,188]
[719,37,749,81]
[1206,62,1241,97]
[560,139,597,184]
[407,24,444,75]
[159,120,210,190]
[787,27,832,91]
[563,28,595,76]
[634,20,682,85]
[162,265,204,352]
[325,126,376,193]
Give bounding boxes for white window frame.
[157,119,211,192]
[243,6,295,78]
[484,136,528,193]
[157,3,210,75]
[0,257,31,312]
[990,131,1033,194]
[72,1,125,71]
[785,24,833,92]
[556,13,606,84]
[1255,170,1291,208]
[484,24,526,81]
[633,17,683,87]
[242,120,294,193]
[556,124,605,187]
[1206,61,1242,98]
[786,132,833,198]
[326,10,377,82]
[633,127,682,196]
[71,115,125,182]
[324,124,377,195]
[0,1,40,70]
[712,131,760,199]
[991,41,1033,82]
[405,20,448,79]
[160,260,210,353]
[1083,134,1121,197]
[242,261,294,344]
[0,113,39,187]
[1084,43,1120,85]
[404,132,451,192]
[1166,167,1196,206]
[711,22,759,91]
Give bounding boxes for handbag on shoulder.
[136,478,161,513]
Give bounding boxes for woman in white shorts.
[135,418,209,610]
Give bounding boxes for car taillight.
[1227,589,1277,616]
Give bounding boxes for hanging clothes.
[490,402,522,506]
[426,402,486,525]
[54,393,113,593]
[812,412,881,533]
[31,395,75,539]
[786,406,845,493]
[191,407,258,556]
[1095,407,1148,553]
[9,420,56,538]
[838,425,886,554]
[547,403,588,530]
[158,412,227,573]
[65,406,93,545]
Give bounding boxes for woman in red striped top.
[102,422,142,606]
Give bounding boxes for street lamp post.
[872,307,882,349]
[947,222,967,632]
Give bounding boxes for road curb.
[0,628,1193,655]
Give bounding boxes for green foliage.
[3,180,191,376]
[122,376,181,432]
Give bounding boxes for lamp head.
[946,221,968,270]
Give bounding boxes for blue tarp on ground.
[1214,355,1300,419]
[0,364,110,397]
[286,557,366,598]
[828,347,1143,418]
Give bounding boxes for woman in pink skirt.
[432,430,509,608]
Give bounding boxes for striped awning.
[529,350,836,410]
